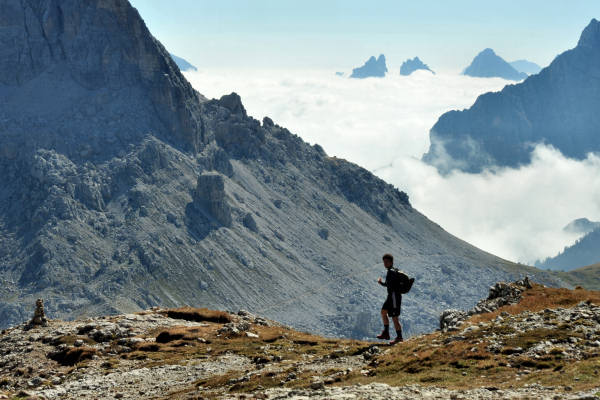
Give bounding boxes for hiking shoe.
[389,337,403,345]
[376,331,390,340]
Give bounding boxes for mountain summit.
[350,55,388,78]
[170,54,198,72]
[463,48,527,81]
[424,19,600,173]
[400,57,434,76]
[578,18,600,48]
[0,0,562,336]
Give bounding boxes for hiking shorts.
[382,292,401,317]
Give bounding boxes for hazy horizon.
[130,0,599,72]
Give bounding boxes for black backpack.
[390,268,415,294]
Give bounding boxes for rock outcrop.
[350,55,387,78]
[0,0,565,338]
[440,278,531,331]
[400,57,434,76]
[424,19,600,173]
[462,48,527,81]
[193,173,232,227]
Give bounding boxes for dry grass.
[161,307,232,324]
[156,326,206,344]
[558,263,600,291]
[48,347,97,366]
[470,284,600,323]
[51,335,95,346]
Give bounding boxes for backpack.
[390,268,415,294]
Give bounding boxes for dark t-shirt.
[380,267,402,294]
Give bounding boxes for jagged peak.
[578,18,600,48]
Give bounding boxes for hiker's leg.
[392,316,401,332]
[389,316,404,344]
[381,309,389,326]
[377,309,391,339]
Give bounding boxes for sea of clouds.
[184,69,600,265]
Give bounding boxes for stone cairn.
[27,299,48,329]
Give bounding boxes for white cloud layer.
[185,69,600,265]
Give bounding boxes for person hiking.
[376,253,404,344]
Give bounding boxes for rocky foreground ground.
[1,281,600,399]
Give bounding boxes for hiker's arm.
[377,277,386,286]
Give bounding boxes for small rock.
[310,381,325,390]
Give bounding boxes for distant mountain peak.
[463,48,527,81]
[578,18,600,48]
[170,54,198,72]
[400,56,434,76]
[510,59,542,75]
[563,218,600,235]
[350,54,387,78]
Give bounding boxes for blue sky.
[130,0,599,72]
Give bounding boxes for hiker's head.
[382,254,393,269]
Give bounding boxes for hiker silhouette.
[376,253,414,344]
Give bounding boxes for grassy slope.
[556,263,600,291]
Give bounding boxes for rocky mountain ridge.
[424,19,600,173]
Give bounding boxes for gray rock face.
[400,57,434,76]
[462,48,527,81]
[0,0,565,337]
[350,55,387,78]
[424,19,600,173]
